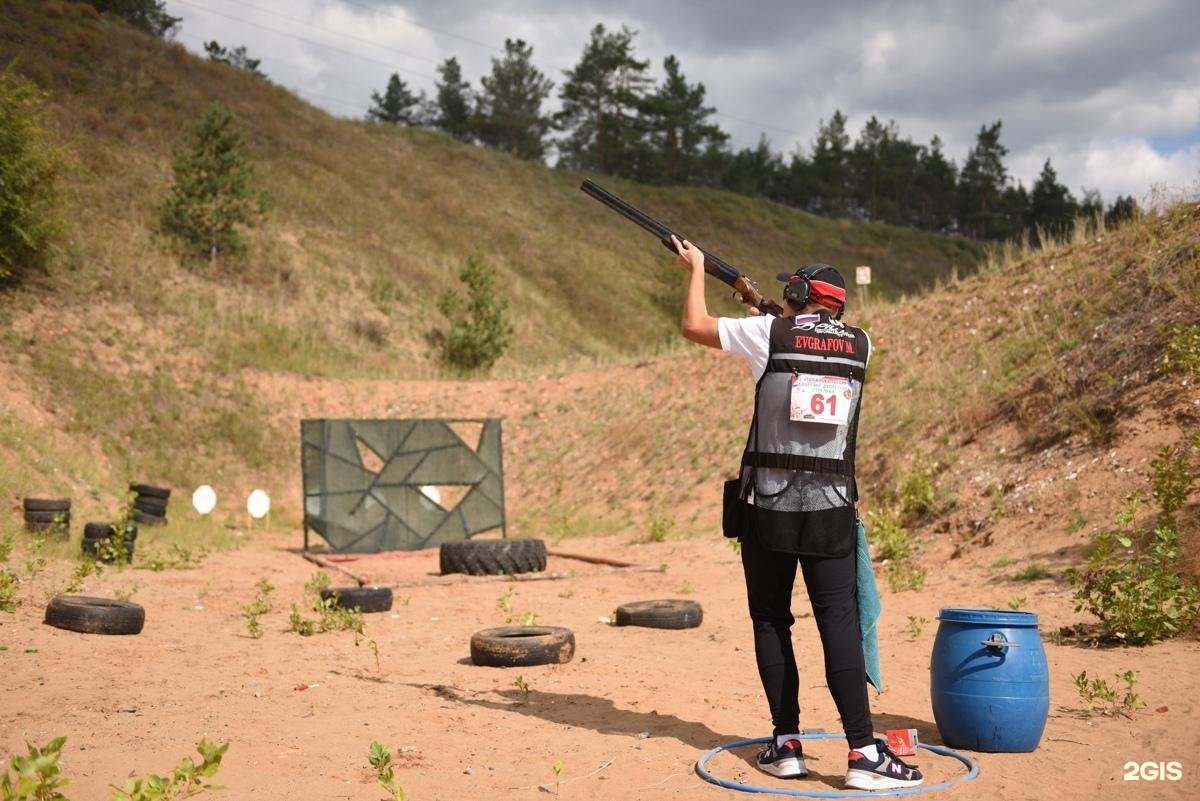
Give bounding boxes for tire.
[614,599,704,629]
[469,626,575,667]
[130,483,171,500]
[43,595,145,635]
[83,522,137,541]
[132,509,166,526]
[439,539,547,576]
[319,586,393,613]
[24,510,71,524]
[134,496,168,514]
[23,497,71,512]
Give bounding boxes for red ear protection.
[783,265,846,319]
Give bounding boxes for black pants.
[740,532,874,748]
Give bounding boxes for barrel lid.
[937,607,1039,626]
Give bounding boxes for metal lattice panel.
[301,419,506,552]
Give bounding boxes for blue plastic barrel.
[930,608,1049,752]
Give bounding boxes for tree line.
[94,3,1139,243]
[369,24,1139,243]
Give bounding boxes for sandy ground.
[2,520,1197,801]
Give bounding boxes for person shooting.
[672,233,921,789]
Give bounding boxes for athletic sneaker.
[756,738,808,778]
[844,740,923,790]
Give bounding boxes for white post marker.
[247,489,271,520]
[192,484,217,515]
[855,265,871,309]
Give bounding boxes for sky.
[166,0,1200,207]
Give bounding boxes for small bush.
[0,66,63,285]
[868,506,911,562]
[1162,323,1200,377]
[885,560,926,593]
[1073,669,1144,717]
[435,251,514,372]
[898,453,938,519]
[1068,459,1200,645]
[1014,563,1050,582]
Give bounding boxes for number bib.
[790,374,853,425]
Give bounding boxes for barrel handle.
[981,632,1021,650]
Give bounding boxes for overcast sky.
[166,0,1200,206]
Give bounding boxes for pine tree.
[204,41,266,78]
[475,39,554,162]
[809,111,851,216]
[912,136,957,232]
[432,57,473,142]
[89,0,180,38]
[436,252,514,372]
[555,24,650,177]
[1027,158,1078,243]
[368,73,422,126]
[638,54,727,185]
[1105,195,1139,228]
[718,135,784,197]
[160,103,270,266]
[956,121,1011,239]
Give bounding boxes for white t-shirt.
[718,313,871,380]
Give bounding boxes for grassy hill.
[0,0,983,505]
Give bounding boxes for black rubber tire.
[43,595,145,635]
[132,509,166,526]
[130,483,171,500]
[469,626,575,667]
[439,539,547,576]
[134,496,168,514]
[319,586,393,613]
[81,537,136,563]
[614,599,704,629]
[23,497,71,512]
[83,522,137,541]
[24,510,71,524]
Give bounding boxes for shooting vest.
[722,311,870,556]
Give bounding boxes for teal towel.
[856,519,884,693]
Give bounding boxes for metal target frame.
[301,418,506,553]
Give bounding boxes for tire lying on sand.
[43,595,145,635]
[614,599,704,629]
[469,626,575,667]
[319,586,394,613]
[439,538,547,576]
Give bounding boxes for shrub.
[1068,443,1200,645]
[0,66,62,286]
[898,453,938,519]
[867,506,911,562]
[1073,669,1144,717]
[435,251,514,372]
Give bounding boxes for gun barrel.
[580,179,784,317]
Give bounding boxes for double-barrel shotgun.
[580,179,785,317]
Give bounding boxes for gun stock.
[580,179,784,317]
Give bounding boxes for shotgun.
[580,179,785,317]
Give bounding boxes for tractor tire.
[439,539,547,576]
